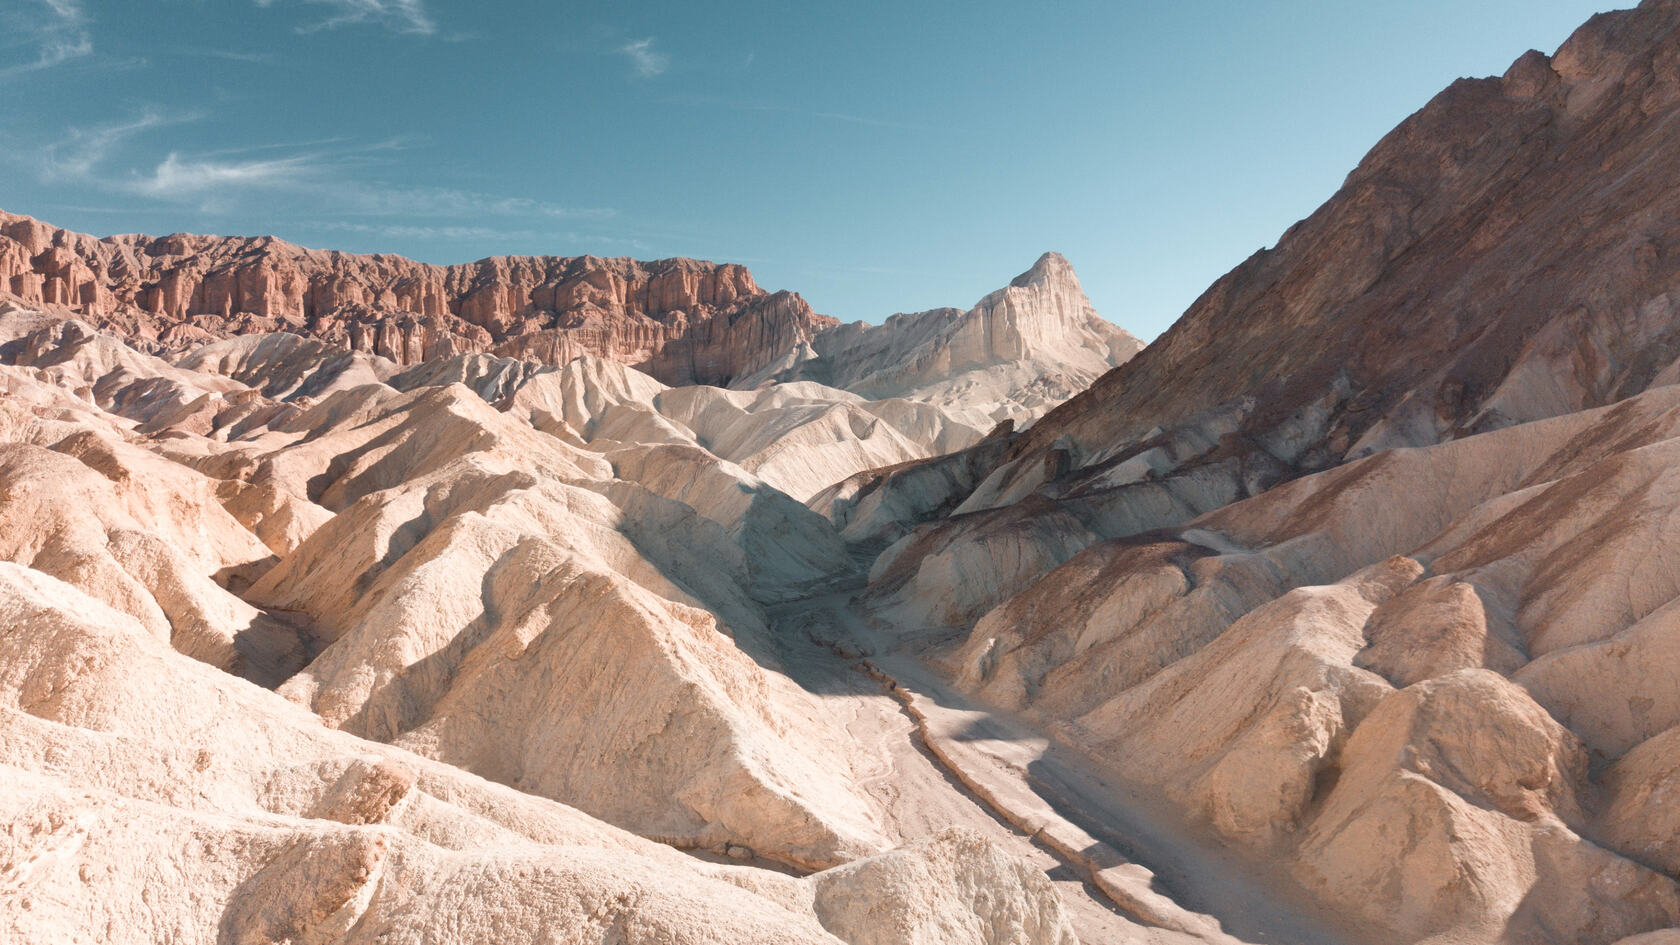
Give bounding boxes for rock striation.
[0,210,835,385]
[997,0,1680,499]
[18,4,1680,943]
[0,560,1082,945]
[847,3,1680,944]
[0,212,1141,431]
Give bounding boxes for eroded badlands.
[9,3,1680,943]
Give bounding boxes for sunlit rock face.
[842,3,1680,943]
[752,251,1144,429]
[0,242,1128,944]
[0,209,829,384]
[0,559,1086,945]
[11,3,1680,943]
[0,211,1141,414]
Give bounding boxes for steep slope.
[907,0,1680,533]
[846,3,1680,944]
[934,386,1680,944]
[854,0,1680,580]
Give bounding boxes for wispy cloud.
[43,107,616,224]
[164,47,276,64]
[317,221,527,241]
[45,109,198,180]
[49,113,359,204]
[255,0,436,36]
[0,0,94,77]
[329,184,617,221]
[618,37,668,78]
[132,152,320,199]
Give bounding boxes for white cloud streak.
[132,152,319,199]
[255,0,436,36]
[40,0,84,20]
[325,184,618,221]
[44,108,616,223]
[45,109,195,180]
[0,0,93,77]
[618,37,668,78]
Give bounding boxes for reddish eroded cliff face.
[0,211,836,385]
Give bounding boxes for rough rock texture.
[0,210,834,385]
[809,829,1080,945]
[0,212,1138,429]
[848,4,1680,944]
[0,561,1079,945]
[16,5,1680,942]
[984,1,1680,500]
[1,210,1140,443]
[1,215,1147,504]
[756,252,1142,428]
[0,301,1111,945]
[907,378,1680,944]
[502,354,990,503]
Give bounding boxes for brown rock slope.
[890,0,1680,535]
[853,2,1680,943]
[0,210,835,384]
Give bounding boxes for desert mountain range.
[6,2,1680,944]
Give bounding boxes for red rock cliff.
[0,211,837,386]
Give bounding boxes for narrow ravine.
[763,574,1356,945]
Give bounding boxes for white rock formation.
[750,252,1143,429]
[504,353,990,502]
[0,561,1079,945]
[0,300,1115,945]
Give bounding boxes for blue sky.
[0,0,1622,338]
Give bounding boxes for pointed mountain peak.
[1010,251,1077,289]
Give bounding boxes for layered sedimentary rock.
[0,212,1140,430]
[849,4,1680,944]
[991,0,1680,498]
[12,3,1680,942]
[0,210,834,385]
